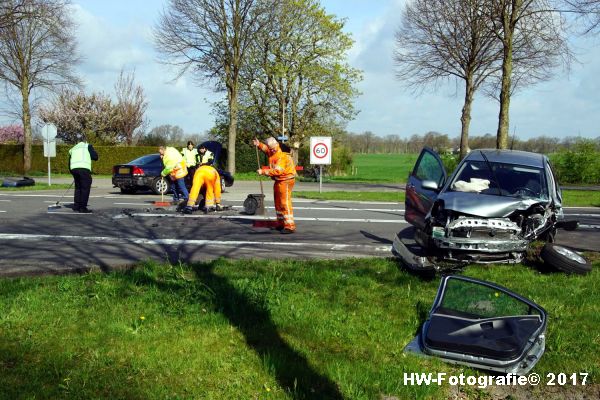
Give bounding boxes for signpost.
[309,136,332,193]
[42,123,57,186]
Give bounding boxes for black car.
[112,154,168,194]
[112,153,234,195]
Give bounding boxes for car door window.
[414,151,445,186]
[437,278,540,319]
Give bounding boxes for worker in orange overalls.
[183,165,222,214]
[253,136,296,233]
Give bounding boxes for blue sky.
[3,0,599,139]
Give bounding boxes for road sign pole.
[319,165,322,193]
[48,154,51,186]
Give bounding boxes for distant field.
[332,153,417,183]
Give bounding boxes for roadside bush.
[0,144,159,175]
[550,140,600,184]
[298,143,353,176]
[440,153,459,174]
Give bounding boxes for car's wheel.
[540,243,591,275]
[120,187,137,194]
[152,177,170,195]
[221,176,226,193]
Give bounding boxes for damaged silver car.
[394,148,590,273]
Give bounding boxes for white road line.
[126,213,407,224]
[114,202,155,206]
[0,200,11,202]
[229,205,405,212]
[0,211,6,213]
[579,224,600,230]
[0,233,392,253]
[563,213,600,218]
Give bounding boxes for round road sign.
[313,142,329,159]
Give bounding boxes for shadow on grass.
[189,263,344,400]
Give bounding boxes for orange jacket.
[258,142,296,181]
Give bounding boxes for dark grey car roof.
[465,149,546,168]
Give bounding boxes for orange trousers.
[274,178,295,231]
[187,167,221,207]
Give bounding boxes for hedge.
[1,145,160,175]
[0,144,265,175]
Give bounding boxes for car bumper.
[112,176,154,188]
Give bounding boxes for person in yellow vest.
[69,137,98,213]
[158,146,189,203]
[181,140,198,188]
[183,165,222,214]
[197,144,214,166]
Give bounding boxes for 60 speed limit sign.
[310,136,332,165]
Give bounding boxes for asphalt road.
[0,179,598,276]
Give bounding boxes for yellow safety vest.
[69,142,92,171]
[182,148,198,167]
[200,149,214,165]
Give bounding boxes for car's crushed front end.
[425,193,560,264]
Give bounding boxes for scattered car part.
[1,176,35,187]
[405,275,547,375]
[540,243,591,274]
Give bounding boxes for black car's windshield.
[450,161,548,200]
[128,154,160,165]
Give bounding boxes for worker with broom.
[253,137,296,234]
[158,146,189,204]
[183,164,222,214]
[69,134,98,213]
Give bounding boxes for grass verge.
[294,190,600,207]
[0,183,73,191]
[0,258,598,399]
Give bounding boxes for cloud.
[342,0,600,139]
[71,2,220,134]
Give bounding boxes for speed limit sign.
[310,136,332,165]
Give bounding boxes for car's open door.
[405,148,447,229]
[418,275,547,375]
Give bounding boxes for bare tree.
[154,0,269,174]
[0,0,79,172]
[395,0,502,160]
[562,0,600,33]
[114,69,148,145]
[487,0,571,149]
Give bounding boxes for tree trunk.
[227,86,238,175]
[21,79,32,173]
[496,33,513,150]
[459,77,475,160]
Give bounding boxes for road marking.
[230,205,405,212]
[0,211,6,213]
[563,213,600,218]
[0,233,392,253]
[114,202,155,206]
[0,200,11,202]
[124,213,408,224]
[579,224,600,230]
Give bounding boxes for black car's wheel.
[120,187,137,194]
[540,243,591,275]
[220,176,226,193]
[152,177,170,195]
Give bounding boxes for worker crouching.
[253,137,296,234]
[184,165,222,214]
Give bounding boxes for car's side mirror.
[422,180,439,191]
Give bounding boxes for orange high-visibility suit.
[258,142,296,231]
[187,165,221,208]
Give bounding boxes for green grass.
[295,191,405,202]
[332,153,418,183]
[0,172,112,179]
[562,190,600,207]
[294,190,600,207]
[0,257,598,399]
[0,183,72,191]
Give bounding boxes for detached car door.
[405,148,447,229]
[420,275,547,375]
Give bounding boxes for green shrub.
[550,141,600,184]
[440,153,459,174]
[0,144,159,175]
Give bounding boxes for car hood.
[437,192,544,218]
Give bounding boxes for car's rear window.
[128,154,160,165]
[450,161,548,200]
